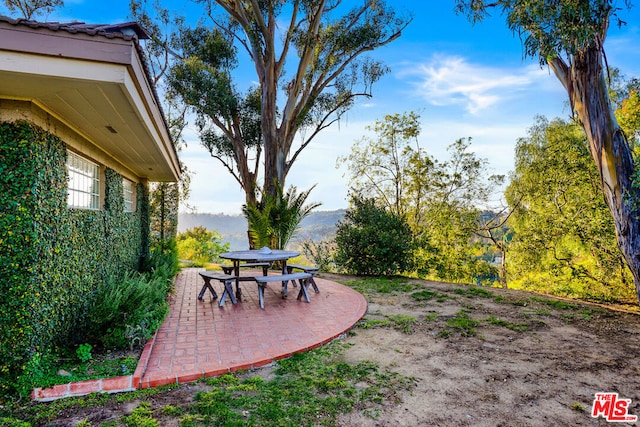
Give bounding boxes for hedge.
[0,121,149,396]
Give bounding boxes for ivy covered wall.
[0,120,149,394]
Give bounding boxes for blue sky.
[9,1,640,214]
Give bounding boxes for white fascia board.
[0,50,125,83]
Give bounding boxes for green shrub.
[334,196,414,275]
[86,245,176,350]
[301,238,337,272]
[176,226,228,266]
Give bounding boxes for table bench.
[220,262,270,276]
[285,264,320,293]
[198,272,238,307]
[254,272,313,309]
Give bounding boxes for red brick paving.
[33,267,367,401]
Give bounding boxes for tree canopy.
[506,116,635,302]
[134,0,411,206]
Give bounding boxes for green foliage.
[412,138,503,283]
[0,417,30,427]
[176,226,229,266]
[0,121,155,399]
[505,117,635,302]
[149,182,180,249]
[86,269,171,350]
[341,113,503,283]
[123,402,159,427]
[301,238,337,272]
[86,243,176,351]
[76,344,93,363]
[243,184,321,249]
[10,348,138,393]
[340,111,426,217]
[335,196,414,276]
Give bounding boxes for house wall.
[0,118,150,394]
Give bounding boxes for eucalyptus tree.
[455,0,640,303]
[133,0,410,205]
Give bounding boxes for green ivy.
[0,121,151,398]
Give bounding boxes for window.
[67,150,100,210]
[123,178,134,212]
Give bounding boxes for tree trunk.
[499,245,508,289]
[550,48,640,304]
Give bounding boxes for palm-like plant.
[243,184,321,249]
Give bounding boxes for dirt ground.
[38,275,640,426]
[331,275,640,427]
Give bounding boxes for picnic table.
[218,248,312,308]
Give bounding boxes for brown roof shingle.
[0,14,149,40]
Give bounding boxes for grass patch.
[410,289,449,303]
[343,277,417,295]
[441,310,480,337]
[387,314,417,334]
[358,314,417,334]
[485,316,528,332]
[423,313,438,322]
[359,318,391,329]
[529,296,578,310]
[453,286,494,299]
[122,402,158,427]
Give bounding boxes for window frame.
[123,178,135,212]
[66,150,101,210]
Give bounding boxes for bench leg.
[309,276,319,293]
[235,280,242,301]
[198,278,218,301]
[284,266,298,288]
[296,278,311,303]
[219,279,237,307]
[257,282,266,309]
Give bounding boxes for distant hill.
[178,210,345,250]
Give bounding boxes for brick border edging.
[31,375,136,402]
[31,332,158,402]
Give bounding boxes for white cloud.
[398,54,557,115]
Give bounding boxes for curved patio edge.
[32,269,367,401]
